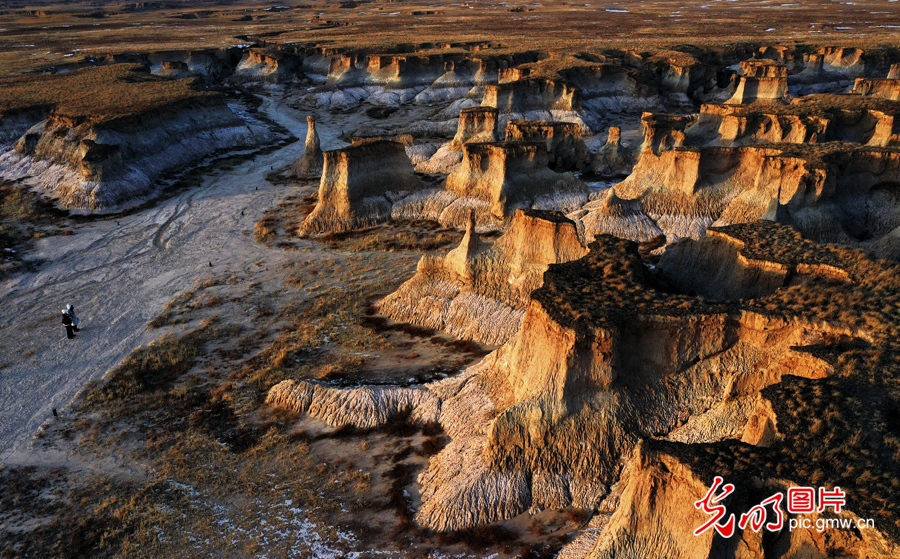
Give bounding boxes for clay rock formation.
[717,56,788,106]
[417,106,499,174]
[505,120,588,171]
[376,209,587,346]
[581,92,900,246]
[570,188,663,243]
[510,54,664,113]
[306,52,534,109]
[0,97,271,211]
[459,225,865,527]
[481,78,593,132]
[451,106,500,147]
[266,379,441,430]
[232,48,302,82]
[154,61,191,79]
[611,142,900,243]
[648,52,701,93]
[298,140,426,235]
[851,77,900,101]
[289,116,324,179]
[351,134,414,148]
[404,143,439,167]
[818,46,867,76]
[588,126,633,178]
[636,112,694,155]
[324,54,507,93]
[326,54,447,90]
[686,96,900,148]
[889,63,900,80]
[413,59,501,105]
[270,221,900,541]
[149,49,242,82]
[443,142,588,218]
[483,79,581,113]
[640,49,726,106]
[394,140,589,231]
[726,75,788,105]
[739,58,788,78]
[761,45,869,77]
[799,52,826,78]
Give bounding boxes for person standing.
[61,310,76,340]
[65,304,79,332]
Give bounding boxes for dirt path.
[0,93,345,463]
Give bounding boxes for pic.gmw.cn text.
[694,476,876,536]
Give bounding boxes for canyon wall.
[0,96,272,211]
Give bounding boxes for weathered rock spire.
[289,115,325,179]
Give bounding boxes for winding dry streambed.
[0,93,333,462]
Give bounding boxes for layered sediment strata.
[818,46,867,76]
[442,141,588,218]
[611,142,900,243]
[648,52,703,94]
[725,75,788,104]
[412,60,482,105]
[505,120,588,171]
[576,64,663,111]
[583,94,900,246]
[642,49,732,102]
[451,106,499,147]
[686,97,900,148]
[417,106,499,173]
[298,140,427,235]
[270,221,900,540]
[760,45,869,77]
[799,52,826,78]
[588,126,633,178]
[232,47,302,82]
[148,49,242,80]
[481,78,593,132]
[309,52,538,108]
[637,112,694,155]
[289,116,324,179]
[851,78,900,101]
[513,57,663,113]
[394,142,589,230]
[739,58,788,78]
[477,226,853,484]
[327,54,449,88]
[376,210,587,346]
[483,78,581,113]
[0,97,271,210]
[324,53,512,91]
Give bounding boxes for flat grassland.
[0,64,213,123]
[1,0,899,77]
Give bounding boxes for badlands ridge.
[4,38,900,558]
